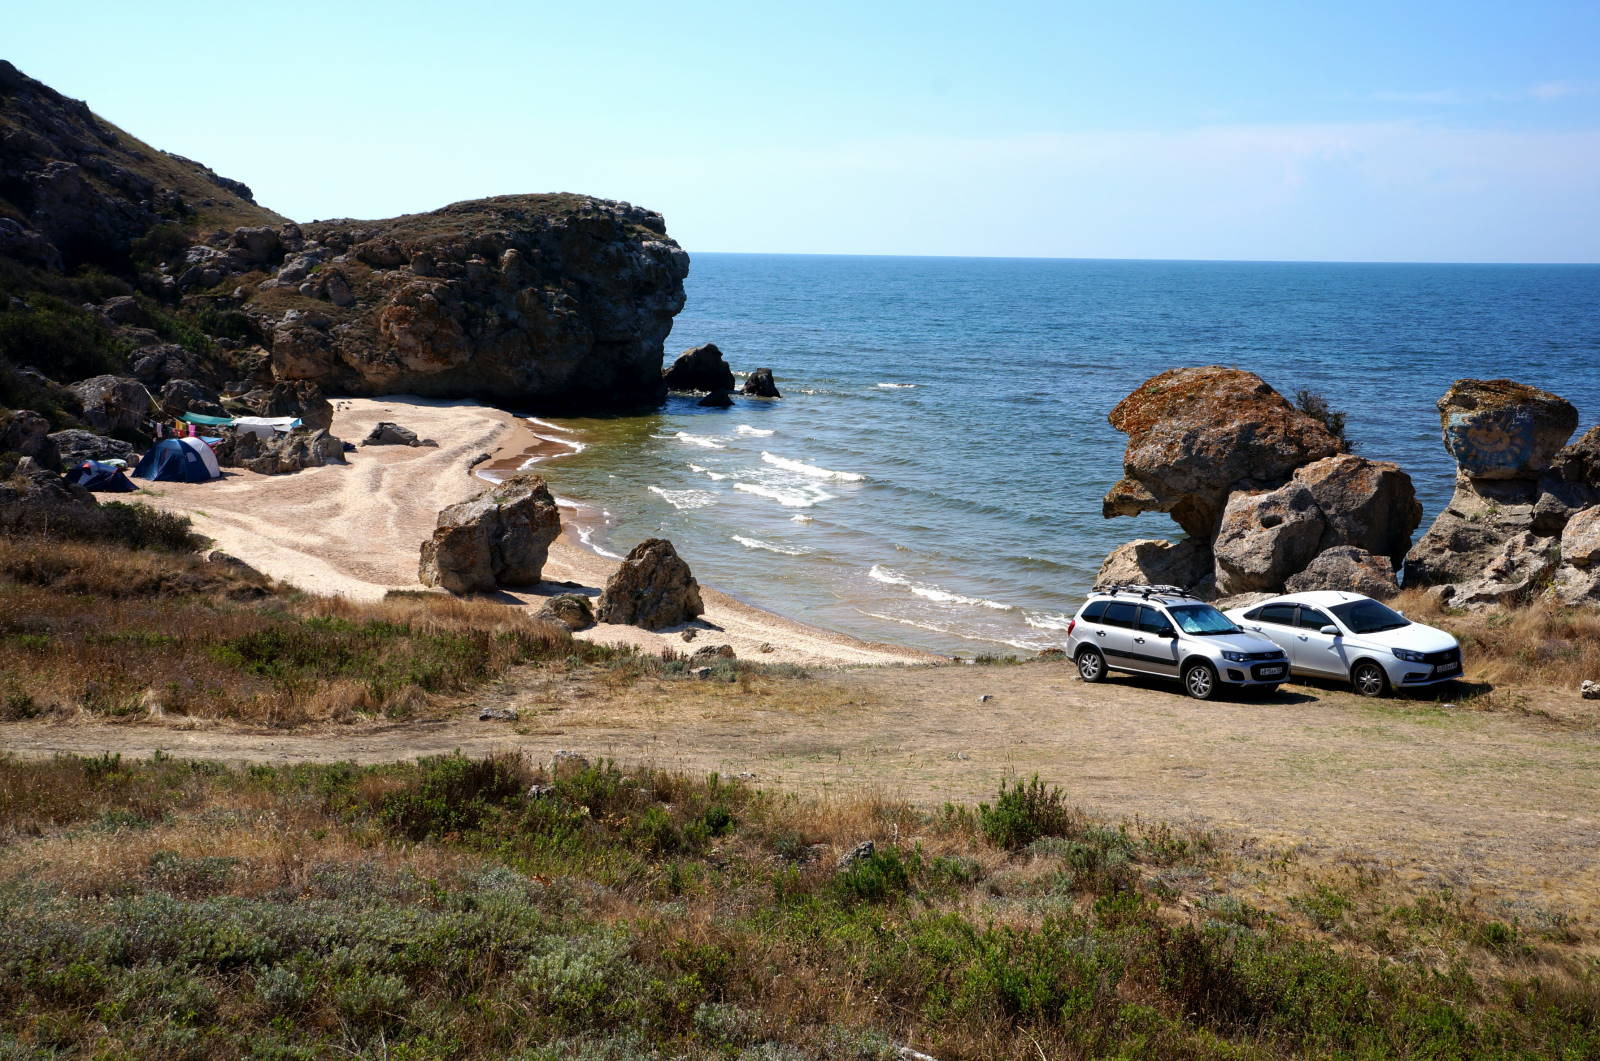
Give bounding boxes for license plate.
[1258,666,1285,677]
[1434,664,1460,677]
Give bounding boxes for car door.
[1096,601,1141,670]
[1132,605,1181,676]
[1290,605,1346,676]
[1241,603,1298,656]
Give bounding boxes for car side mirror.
[1319,625,1338,636]
[1159,629,1177,639]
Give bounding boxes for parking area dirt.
[6,662,1598,911]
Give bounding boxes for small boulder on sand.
[362,421,437,447]
[596,538,704,630]
[538,593,595,631]
[419,472,561,594]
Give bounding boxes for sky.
[9,0,1600,262]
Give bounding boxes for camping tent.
[131,437,222,483]
[64,460,137,493]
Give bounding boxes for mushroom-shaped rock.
[1283,546,1400,600]
[663,343,735,393]
[1103,367,1343,539]
[418,472,561,593]
[1438,379,1578,480]
[596,538,704,629]
[742,368,781,398]
[1095,538,1212,595]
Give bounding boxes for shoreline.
[139,396,937,669]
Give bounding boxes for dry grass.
[1391,588,1600,692]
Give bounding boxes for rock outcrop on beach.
[1102,367,1344,540]
[1405,380,1600,607]
[742,368,781,398]
[361,421,435,447]
[223,427,347,476]
[597,538,704,629]
[418,473,562,594]
[1097,368,1419,599]
[663,343,736,394]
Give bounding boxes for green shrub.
[1294,388,1350,449]
[378,754,526,840]
[835,847,915,903]
[0,295,124,380]
[979,775,1076,850]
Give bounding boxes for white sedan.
[1223,591,1462,697]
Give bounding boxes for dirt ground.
[6,663,1598,914]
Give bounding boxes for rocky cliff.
[0,61,689,424]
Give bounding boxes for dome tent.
[131,437,221,483]
[65,460,137,493]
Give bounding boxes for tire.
[1351,660,1390,698]
[1183,662,1219,701]
[1076,647,1107,683]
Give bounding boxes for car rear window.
[1103,601,1138,628]
[1081,600,1108,622]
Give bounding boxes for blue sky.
[10,1,1599,261]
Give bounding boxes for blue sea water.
[537,255,1600,656]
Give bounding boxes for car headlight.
[1392,648,1426,663]
[1222,651,1249,662]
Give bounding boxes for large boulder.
[260,196,688,412]
[158,379,226,418]
[1550,508,1600,604]
[0,410,61,471]
[1103,367,1343,538]
[224,381,333,432]
[663,343,736,393]
[1095,538,1212,594]
[1436,531,1563,610]
[361,421,435,447]
[596,538,704,629]
[1437,379,1578,480]
[418,473,561,593]
[69,375,152,438]
[1211,455,1420,596]
[538,593,595,631]
[48,428,136,467]
[227,428,347,475]
[1284,547,1400,600]
[742,368,781,398]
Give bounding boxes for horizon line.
[684,250,1600,267]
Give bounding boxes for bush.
[978,776,1076,850]
[0,500,195,552]
[378,754,526,840]
[1294,388,1351,449]
[0,295,124,381]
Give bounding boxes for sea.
[529,255,1600,657]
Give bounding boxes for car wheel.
[1076,647,1106,683]
[1183,662,1219,700]
[1351,660,1389,698]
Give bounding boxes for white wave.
[868,565,1012,610]
[859,612,1048,653]
[732,535,809,556]
[735,424,774,437]
[733,481,833,508]
[876,382,917,389]
[648,486,718,510]
[761,452,865,482]
[672,431,726,449]
[687,463,728,481]
[790,513,813,523]
[525,417,576,434]
[1024,612,1075,632]
[575,525,622,560]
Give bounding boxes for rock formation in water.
[1404,381,1599,607]
[663,343,736,393]
[1098,367,1419,600]
[742,367,781,398]
[418,473,562,594]
[597,538,704,629]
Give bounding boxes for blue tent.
[64,460,137,493]
[131,438,222,483]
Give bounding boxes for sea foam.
[876,382,917,389]
[868,565,1013,610]
[732,535,809,556]
[687,463,729,481]
[648,486,718,510]
[733,481,833,508]
[735,424,775,436]
[672,431,726,449]
[761,452,865,482]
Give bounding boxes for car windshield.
[1168,604,1240,635]
[1329,599,1411,634]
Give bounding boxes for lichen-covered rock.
[1291,455,1421,568]
[537,593,595,631]
[1095,538,1212,594]
[1103,366,1343,538]
[1284,546,1400,600]
[48,429,135,467]
[596,538,704,629]
[69,375,152,437]
[1212,484,1327,595]
[742,367,781,398]
[418,473,561,593]
[663,343,735,393]
[0,410,61,470]
[1437,379,1578,480]
[259,195,688,411]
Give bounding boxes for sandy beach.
[138,397,933,668]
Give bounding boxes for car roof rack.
[1092,583,1204,601]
